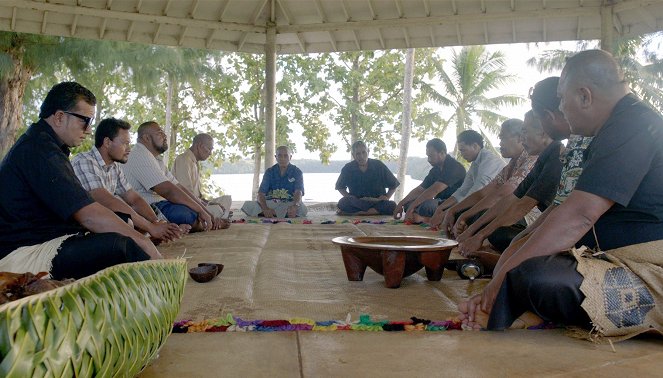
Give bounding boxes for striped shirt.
[71,147,131,196]
[123,142,179,204]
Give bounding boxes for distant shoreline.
[212,157,431,181]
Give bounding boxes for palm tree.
[418,46,523,155]
[527,33,663,110]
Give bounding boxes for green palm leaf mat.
[0,259,186,377]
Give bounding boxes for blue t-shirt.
[335,159,399,198]
[259,163,305,200]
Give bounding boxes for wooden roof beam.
[277,6,598,33]
[189,0,200,18]
[153,23,162,43]
[11,7,16,31]
[106,0,114,10]
[314,0,327,22]
[423,0,430,17]
[5,0,264,33]
[178,26,188,45]
[352,29,361,49]
[127,21,135,40]
[512,19,516,42]
[296,32,306,52]
[377,28,385,48]
[367,0,377,20]
[219,0,231,21]
[99,18,107,38]
[41,11,48,34]
[71,14,79,36]
[135,0,143,13]
[456,23,461,45]
[163,0,173,16]
[276,0,291,24]
[328,31,337,50]
[340,0,351,21]
[395,0,404,18]
[429,25,436,45]
[451,0,458,15]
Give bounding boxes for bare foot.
[509,311,544,329]
[456,299,484,330]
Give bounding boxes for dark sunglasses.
[62,111,95,129]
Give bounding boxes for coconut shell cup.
[197,263,224,276]
[188,265,218,283]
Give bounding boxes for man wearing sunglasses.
[0,82,161,280]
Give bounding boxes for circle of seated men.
[0,49,662,335]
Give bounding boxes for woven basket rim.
[0,258,186,312]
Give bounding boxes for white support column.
[600,3,614,53]
[264,23,277,169]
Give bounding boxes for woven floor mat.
[159,223,482,322]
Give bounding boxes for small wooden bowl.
[197,263,224,276]
[188,265,218,283]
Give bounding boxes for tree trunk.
[0,43,32,158]
[395,49,415,203]
[252,143,262,200]
[166,74,180,167]
[95,82,105,123]
[164,72,174,159]
[350,56,360,146]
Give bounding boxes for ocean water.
[210,172,422,202]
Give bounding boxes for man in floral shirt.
[241,146,307,218]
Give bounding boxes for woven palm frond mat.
[158,222,490,333]
[573,239,663,342]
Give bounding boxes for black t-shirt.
[335,158,399,198]
[420,156,466,200]
[0,120,92,257]
[514,140,563,211]
[575,94,663,246]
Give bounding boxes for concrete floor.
[138,208,663,377]
[140,330,663,377]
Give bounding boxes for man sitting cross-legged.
[172,133,232,221]
[423,129,506,226]
[241,146,308,218]
[123,121,217,232]
[72,118,185,243]
[393,138,466,223]
[335,141,400,216]
[459,50,663,335]
[0,82,161,280]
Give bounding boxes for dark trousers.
[487,223,527,252]
[459,208,526,253]
[50,232,150,280]
[487,253,592,330]
[337,196,397,215]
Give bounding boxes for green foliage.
[526,33,663,111]
[418,46,523,155]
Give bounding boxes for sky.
[289,40,577,161]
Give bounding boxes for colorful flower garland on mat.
[173,314,464,333]
[173,314,556,333]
